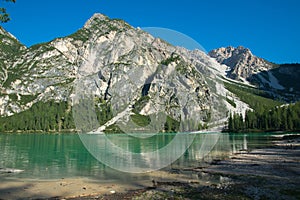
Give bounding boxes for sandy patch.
[0,177,140,199]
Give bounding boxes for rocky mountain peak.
[209,46,251,64]
[83,13,109,28]
[209,46,273,80]
[236,45,251,52]
[78,13,134,42]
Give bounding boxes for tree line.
[0,100,75,132]
[227,101,300,132]
[2,98,299,133]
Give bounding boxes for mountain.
[0,13,246,133]
[209,46,300,102]
[209,46,274,81]
[1,14,299,133]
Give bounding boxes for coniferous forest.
[1,100,300,133]
[227,101,300,132]
[0,101,75,132]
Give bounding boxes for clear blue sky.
[1,0,300,64]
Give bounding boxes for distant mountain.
[209,46,274,81]
[209,46,300,102]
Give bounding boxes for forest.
[227,101,300,132]
[1,97,299,133]
[0,101,75,132]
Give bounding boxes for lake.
[0,132,276,182]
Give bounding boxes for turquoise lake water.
[0,132,277,181]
